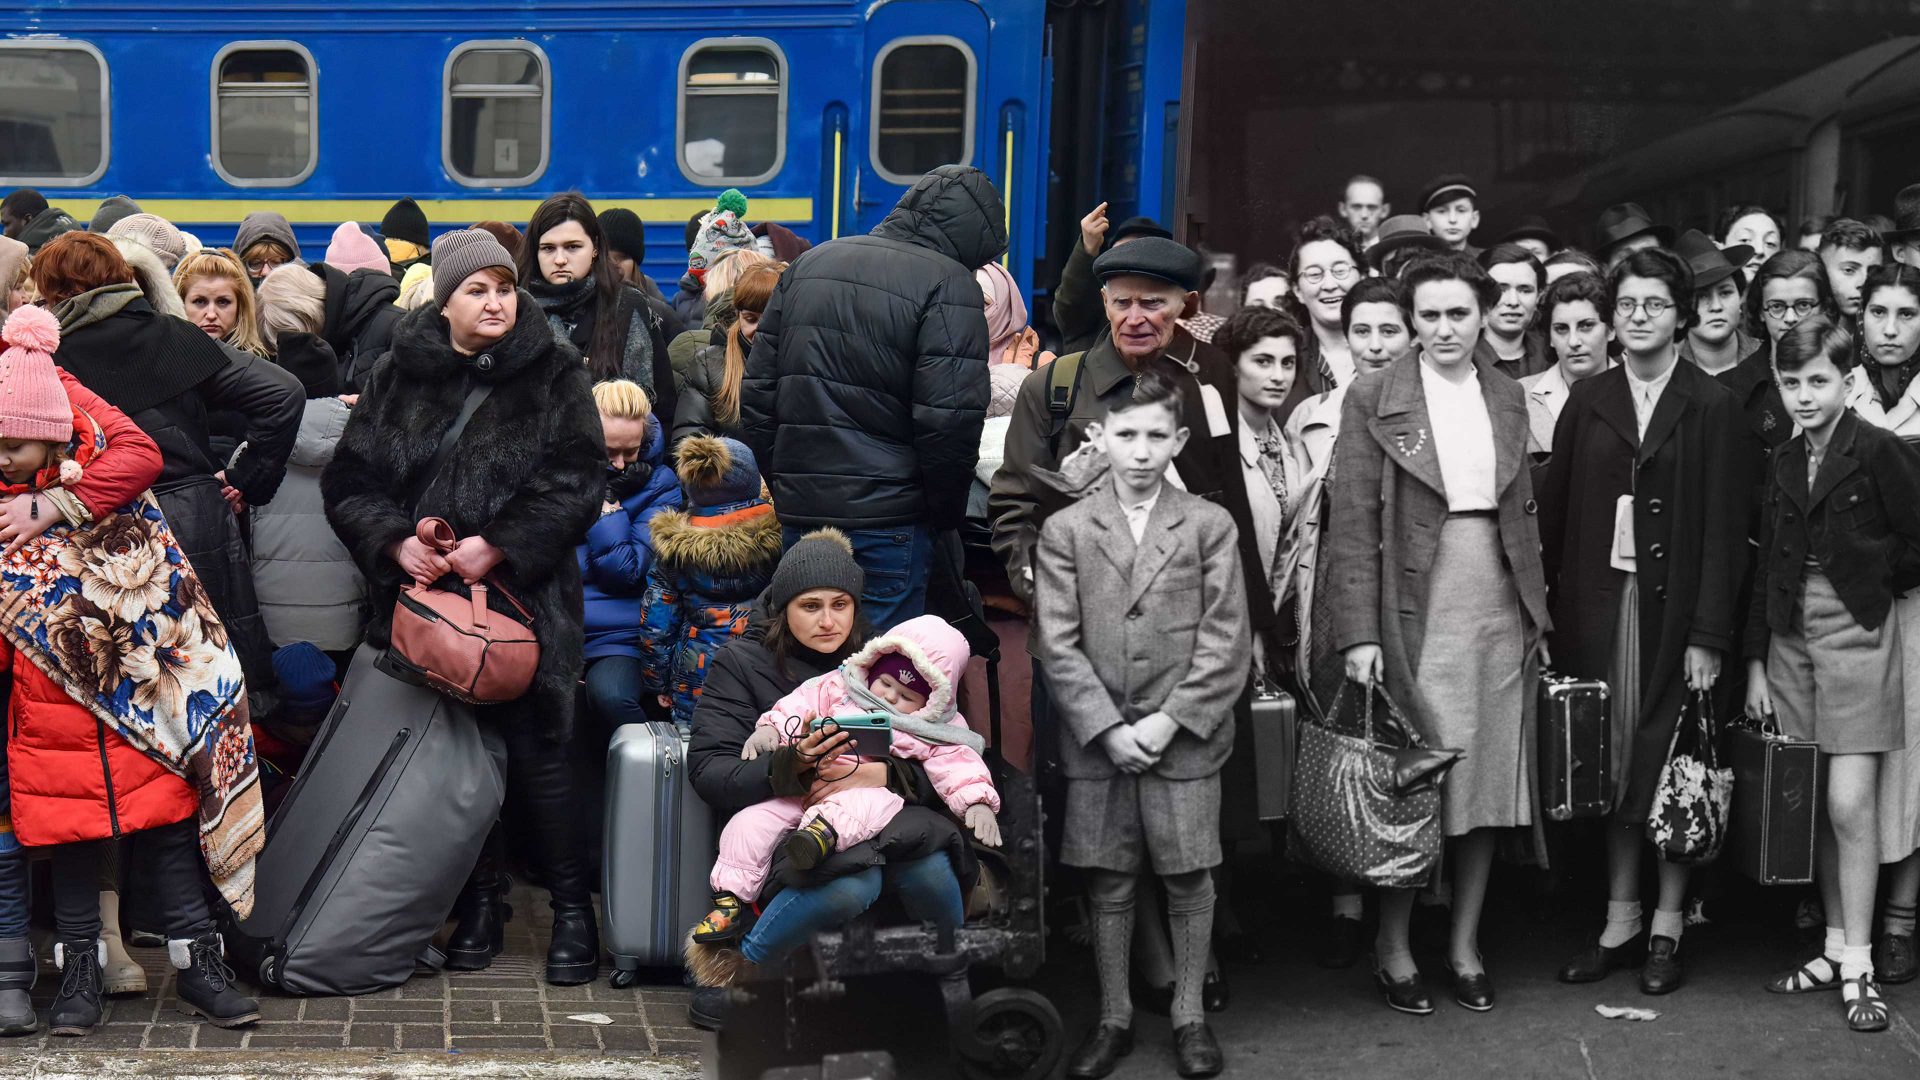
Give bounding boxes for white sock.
[1649,907,1684,944]
[1825,926,1847,963]
[1331,894,1363,921]
[1599,900,1643,949]
[1839,943,1874,982]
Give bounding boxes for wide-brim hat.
[1595,202,1674,251]
[1092,235,1203,293]
[1671,228,1752,289]
[1884,183,1920,242]
[1500,215,1561,251]
[1367,214,1450,270]
[1419,174,1478,212]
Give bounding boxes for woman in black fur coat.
[321,230,606,985]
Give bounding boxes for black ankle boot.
[445,873,512,971]
[546,906,600,986]
[49,938,103,1037]
[173,934,261,1028]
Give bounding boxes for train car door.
[856,0,991,234]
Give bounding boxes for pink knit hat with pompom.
[0,306,74,443]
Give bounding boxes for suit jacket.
[1746,410,1920,656]
[1324,353,1550,747]
[1535,358,1748,819]
[1034,483,1252,781]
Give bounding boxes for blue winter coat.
[577,417,684,660]
[638,498,783,726]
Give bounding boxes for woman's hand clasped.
[1683,645,1722,691]
[1342,643,1384,686]
[389,535,450,587]
[445,536,505,585]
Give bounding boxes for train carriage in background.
[1547,35,1920,243]
[0,0,1103,304]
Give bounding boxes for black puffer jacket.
[311,262,402,392]
[669,340,747,448]
[322,293,605,739]
[742,165,1005,530]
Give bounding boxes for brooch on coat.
[1394,429,1429,457]
[1760,409,1778,432]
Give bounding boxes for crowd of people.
[3,161,1920,1078]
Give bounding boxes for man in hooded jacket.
[742,164,1006,631]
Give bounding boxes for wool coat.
[1325,354,1550,748]
[321,292,605,740]
[1536,359,1748,820]
[1034,483,1252,782]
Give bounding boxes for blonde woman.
[667,248,775,375]
[255,263,328,353]
[174,250,269,357]
[672,262,783,447]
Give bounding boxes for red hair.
[30,232,135,304]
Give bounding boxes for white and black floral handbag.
[1647,691,1734,864]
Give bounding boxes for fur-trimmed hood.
[649,500,781,572]
[840,615,969,725]
[389,289,568,383]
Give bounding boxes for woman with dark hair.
[520,193,676,425]
[1719,205,1783,262]
[1240,262,1290,310]
[1327,252,1549,1014]
[1274,216,1365,426]
[1746,249,1834,349]
[1842,262,1920,985]
[1539,247,1746,998]
[683,530,970,1031]
[322,229,607,985]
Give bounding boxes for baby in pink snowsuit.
[693,615,1001,943]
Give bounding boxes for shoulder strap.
[406,382,494,518]
[1044,350,1088,457]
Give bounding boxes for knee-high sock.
[1164,869,1216,1030]
[1086,870,1138,1028]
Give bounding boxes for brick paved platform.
[3,884,704,1074]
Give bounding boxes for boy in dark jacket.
[1747,317,1920,1033]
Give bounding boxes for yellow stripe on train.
[44,198,815,226]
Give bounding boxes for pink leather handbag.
[381,518,540,705]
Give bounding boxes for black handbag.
[1288,683,1462,889]
[1646,690,1734,864]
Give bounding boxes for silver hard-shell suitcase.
[603,723,717,980]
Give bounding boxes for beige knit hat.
[107,213,187,270]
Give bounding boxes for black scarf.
[527,275,599,355]
[54,297,231,415]
[1874,347,1920,411]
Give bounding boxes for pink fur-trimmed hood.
[840,614,970,725]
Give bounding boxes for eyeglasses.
[1762,299,1820,319]
[1614,297,1673,318]
[247,258,287,275]
[1298,263,1358,287]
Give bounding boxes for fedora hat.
[1883,183,1920,243]
[1594,202,1674,251]
[1500,214,1561,251]
[1367,214,1450,270]
[1671,229,1752,289]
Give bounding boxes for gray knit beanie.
[432,228,516,308]
[768,528,865,615]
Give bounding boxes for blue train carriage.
[0,0,1051,299]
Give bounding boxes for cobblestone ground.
[2,885,703,1076]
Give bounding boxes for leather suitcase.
[231,643,508,995]
[1249,680,1297,821]
[1538,673,1612,821]
[603,723,717,974]
[1729,724,1820,885]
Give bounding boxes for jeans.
[739,854,964,965]
[783,524,934,633]
[51,819,212,941]
[0,730,26,939]
[583,656,653,736]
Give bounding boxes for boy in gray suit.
[1034,370,1252,1079]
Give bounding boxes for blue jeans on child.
[584,655,655,735]
[738,854,963,965]
[782,525,934,634]
[0,731,26,939]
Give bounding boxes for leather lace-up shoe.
[1173,1021,1225,1078]
[1065,1023,1133,1079]
[1639,935,1684,995]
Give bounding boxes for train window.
[212,43,317,186]
[678,39,787,185]
[0,42,109,187]
[871,38,976,184]
[444,41,550,187]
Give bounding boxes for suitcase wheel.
[954,987,1064,1080]
[608,968,637,990]
[257,955,278,988]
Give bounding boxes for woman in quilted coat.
[639,435,782,730]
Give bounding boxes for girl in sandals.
[1748,316,1920,1032]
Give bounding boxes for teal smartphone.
[811,711,893,757]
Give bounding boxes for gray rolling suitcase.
[604,722,717,982]
[232,643,508,995]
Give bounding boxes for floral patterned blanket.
[0,415,263,918]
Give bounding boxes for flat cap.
[1092,235,1204,293]
[1109,216,1173,247]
